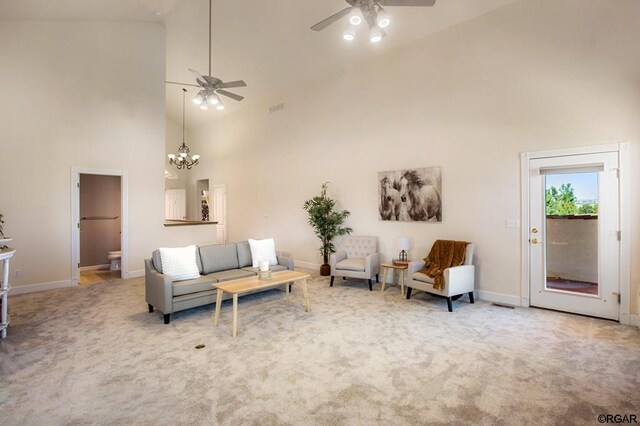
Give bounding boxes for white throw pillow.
[159,245,200,282]
[248,238,278,268]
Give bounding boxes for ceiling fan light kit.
[377,7,390,28]
[369,25,383,43]
[349,8,364,26]
[312,0,436,43]
[343,25,356,41]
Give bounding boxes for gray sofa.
[145,241,294,324]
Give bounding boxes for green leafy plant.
[546,184,598,216]
[303,182,352,266]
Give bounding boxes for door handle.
[531,238,541,244]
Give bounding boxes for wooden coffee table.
[211,270,311,337]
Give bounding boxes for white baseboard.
[10,279,77,296]
[79,264,109,271]
[125,270,144,279]
[624,313,639,327]
[294,259,321,271]
[476,290,521,307]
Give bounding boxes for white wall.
[189,0,640,313]
[0,20,217,291]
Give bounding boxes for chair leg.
[469,291,475,304]
[368,279,373,291]
[447,297,453,312]
[376,274,379,283]
[406,287,412,299]
[163,314,171,324]
[148,303,154,313]
[330,276,335,287]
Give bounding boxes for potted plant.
[303,182,352,276]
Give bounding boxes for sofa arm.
[444,264,475,295]
[329,250,347,270]
[365,252,381,276]
[408,260,426,275]
[145,259,173,314]
[276,249,294,270]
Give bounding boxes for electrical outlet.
[13,269,21,278]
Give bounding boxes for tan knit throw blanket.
[419,240,468,290]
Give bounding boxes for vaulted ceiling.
[0,0,519,126]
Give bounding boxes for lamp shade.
[397,237,410,251]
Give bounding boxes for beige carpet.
[1,271,639,425]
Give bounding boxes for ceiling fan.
[311,0,436,43]
[166,0,246,111]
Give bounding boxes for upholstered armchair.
[329,236,380,291]
[406,243,475,312]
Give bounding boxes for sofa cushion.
[241,264,288,274]
[336,258,365,272]
[173,275,218,297]
[206,269,254,282]
[248,238,278,267]
[159,245,201,281]
[199,243,239,274]
[236,241,253,268]
[153,248,203,274]
[413,272,435,284]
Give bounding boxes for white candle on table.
[259,260,269,272]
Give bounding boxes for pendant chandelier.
[168,88,200,170]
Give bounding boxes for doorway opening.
[79,174,121,285]
[71,168,128,285]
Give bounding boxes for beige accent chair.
[406,243,475,312]
[329,236,380,291]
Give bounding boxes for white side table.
[0,247,16,339]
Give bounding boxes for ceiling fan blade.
[165,81,200,87]
[188,68,208,86]
[380,0,436,6]
[310,7,352,31]
[218,80,247,89]
[217,89,244,102]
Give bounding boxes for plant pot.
[319,264,331,276]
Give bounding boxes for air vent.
[269,103,285,113]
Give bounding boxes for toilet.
[107,251,122,271]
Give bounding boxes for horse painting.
[377,167,442,222]
[379,176,402,221]
[398,170,441,222]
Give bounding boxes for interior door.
[165,189,186,220]
[529,152,619,320]
[212,184,227,243]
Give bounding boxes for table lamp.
[397,237,410,262]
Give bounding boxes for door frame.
[519,143,631,324]
[71,167,129,284]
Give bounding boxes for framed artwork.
[378,167,442,222]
